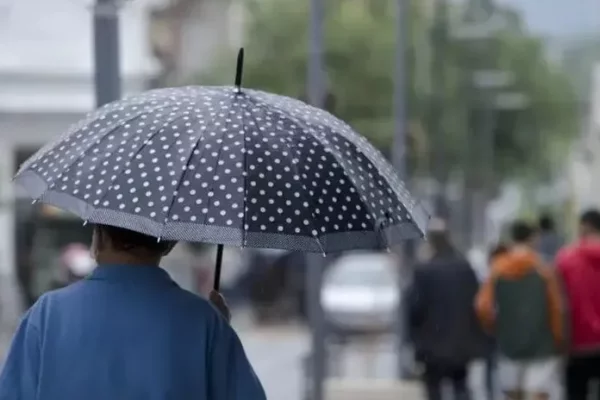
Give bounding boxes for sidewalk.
[326,379,423,400]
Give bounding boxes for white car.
[321,252,400,337]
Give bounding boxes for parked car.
[321,252,399,338]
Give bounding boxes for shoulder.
[555,244,578,271]
[23,283,83,329]
[412,262,435,280]
[556,243,576,261]
[171,287,223,320]
[533,263,560,288]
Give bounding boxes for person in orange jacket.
[475,220,564,400]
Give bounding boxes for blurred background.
[0,0,599,399]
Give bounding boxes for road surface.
[235,320,564,400]
[234,314,402,400]
[238,326,309,400]
[0,310,563,400]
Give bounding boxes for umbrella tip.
[234,48,245,94]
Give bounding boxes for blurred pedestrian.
[556,209,600,399]
[50,243,96,290]
[537,213,564,264]
[476,221,563,400]
[482,243,508,400]
[0,224,266,400]
[406,218,488,400]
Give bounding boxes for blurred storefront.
[569,64,600,215]
[0,0,160,311]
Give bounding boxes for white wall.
[175,0,244,81]
[569,63,600,212]
[0,0,159,113]
[0,0,158,76]
[0,0,163,324]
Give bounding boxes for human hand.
[209,290,231,322]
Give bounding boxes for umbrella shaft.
[213,244,224,291]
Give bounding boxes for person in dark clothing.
[537,213,564,264]
[406,219,488,400]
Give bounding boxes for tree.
[194,0,578,182]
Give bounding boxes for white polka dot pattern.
[14,86,429,252]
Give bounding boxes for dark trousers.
[567,354,600,400]
[485,353,496,400]
[423,363,471,400]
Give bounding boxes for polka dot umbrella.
[14,49,429,290]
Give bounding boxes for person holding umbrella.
[2,49,428,399]
[0,222,264,399]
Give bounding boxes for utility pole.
[307,0,326,108]
[392,0,413,380]
[93,0,122,107]
[392,0,409,181]
[430,0,450,219]
[306,1,326,399]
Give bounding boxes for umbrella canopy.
[14,55,428,255]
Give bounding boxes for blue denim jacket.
[0,264,265,400]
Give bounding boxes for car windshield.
[329,270,390,287]
[326,256,394,288]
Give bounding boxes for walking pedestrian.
[537,213,564,264]
[49,243,96,290]
[482,243,509,400]
[475,220,564,400]
[0,224,266,400]
[406,219,488,400]
[556,209,600,399]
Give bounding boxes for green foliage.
[194,0,579,182]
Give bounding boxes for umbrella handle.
[213,244,224,291]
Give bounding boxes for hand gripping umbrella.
[14,49,429,290]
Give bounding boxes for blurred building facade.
[0,0,160,317]
[149,0,244,86]
[572,64,600,208]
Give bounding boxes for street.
[0,311,562,400]
[238,326,308,400]
[233,311,403,400]
[235,318,564,400]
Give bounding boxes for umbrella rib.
[157,117,208,236]
[255,92,412,220]
[249,96,382,236]
[246,96,326,254]
[249,93,411,215]
[238,97,250,248]
[32,103,174,199]
[90,108,193,222]
[158,94,232,238]
[196,104,238,229]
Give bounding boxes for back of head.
[579,209,600,239]
[94,224,176,260]
[427,218,455,257]
[488,242,509,264]
[538,213,555,232]
[510,220,536,246]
